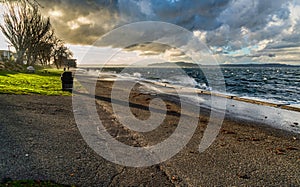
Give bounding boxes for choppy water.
[101,66,300,105]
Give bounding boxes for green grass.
[0,69,71,96]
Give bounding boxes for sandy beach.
[1,77,300,186]
[93,78,300,185]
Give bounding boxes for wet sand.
[93,79,300,186]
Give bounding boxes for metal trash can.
[61,71,73,91]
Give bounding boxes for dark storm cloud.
[38,0,233,45]
[120,0,231,30]
[28,0,300,64]
[38,0,119,44]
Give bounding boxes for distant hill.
[148,62,300,68]
[148,62,198,67]
[220,63,300,68]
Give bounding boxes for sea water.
[101,66,300,105]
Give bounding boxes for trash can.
[61,71,73,91]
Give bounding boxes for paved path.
[0,95,173,186]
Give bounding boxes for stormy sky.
[1,0,300,64]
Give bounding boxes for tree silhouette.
[0,0,72,68]
[52,39,73,69]
[0,0,51,65]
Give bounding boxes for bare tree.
[0,0,52,65]
[1,0,74,68]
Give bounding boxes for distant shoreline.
[77,63,300,69]
[94,75,300,133]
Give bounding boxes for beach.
[93,78,300,185]
[1,77,300,186]
[1,0,300,185]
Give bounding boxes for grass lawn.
[0,69,71,96]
